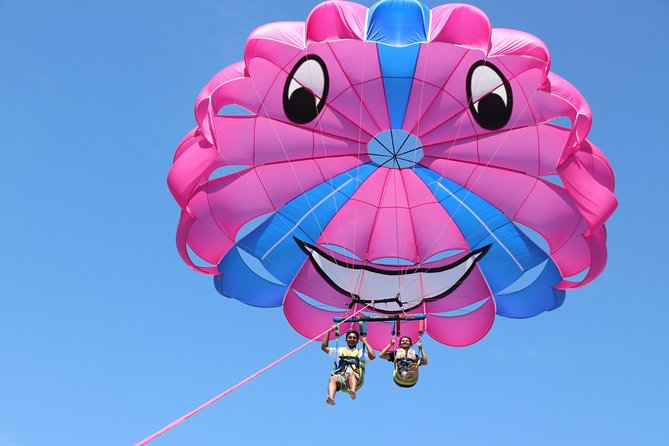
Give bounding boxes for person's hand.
[417,341,423,349]
[390,337,396,345]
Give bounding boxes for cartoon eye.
[466,61,512,131]
[283,55,329,124]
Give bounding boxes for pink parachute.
[167,0,616,350]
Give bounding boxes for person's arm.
[417,341,427,366]
[379,338,395,360]
[321,326,334,354]
[361,336,376,360]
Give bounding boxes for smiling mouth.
[296,238,490,313]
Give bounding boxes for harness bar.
[333,314,426,323]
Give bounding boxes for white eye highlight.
[470,65,508,112]
[287,59,326,104]
[466,61,513,131]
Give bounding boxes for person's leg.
[346,372,357,400]
[326,375,340,405]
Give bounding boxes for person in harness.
[379,336,428,387]
[321,325,376,405]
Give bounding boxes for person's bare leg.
[346,373,357,400]
[326,376,339,405]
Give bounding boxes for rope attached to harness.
[135,305,369,445]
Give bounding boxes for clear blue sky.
[1,1,667,445]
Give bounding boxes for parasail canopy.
[167,0,617,349]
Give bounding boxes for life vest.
[334,347,365,373]
[333,347,366,388]
[392,348,420,388]
[394,348,418,362]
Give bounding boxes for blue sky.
[1,1,667,445]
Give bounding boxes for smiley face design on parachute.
[168,0,616,348]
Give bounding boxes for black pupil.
[285,88,318,124]
[476,93,508,130]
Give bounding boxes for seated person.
[321,326,376,405]
[379,336,428,387]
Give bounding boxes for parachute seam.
[391,54,493,282]
[228,153,365,171]
[327,41,385,132]
[242,72,343,291]
[407,49,469,135]
[306,45,354,299]
[434,77,544,270]
[261,178,355,260]
[261,57,377,140]
[354,168,393,299]
[416,66,541,141]
[352,41,368,302]
[411,40,430,306]
[397,170,420,294]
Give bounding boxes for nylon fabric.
[168,0,616,350]
[366,0,430,45]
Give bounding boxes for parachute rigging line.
[135,305,369,446]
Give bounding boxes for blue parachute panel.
[414,166,558,294]
[215,165,376,306]
[550,288,566,311]
[377,44,420,129]
[214,244,297,307]
[366,0,430,45]
[494,260,563,317]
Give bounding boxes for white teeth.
[303,244,485,312]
